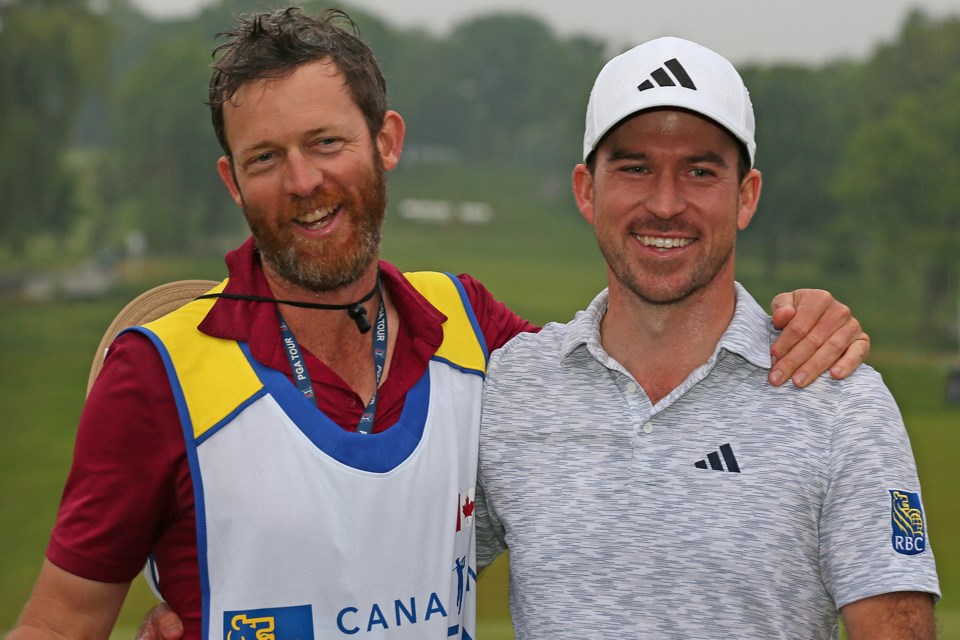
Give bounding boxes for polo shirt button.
[626,381,639,394]
[347,398,358,408]
[642,422,654,434]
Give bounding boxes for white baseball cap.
[583,36,756,166]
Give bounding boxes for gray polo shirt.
[476,283,939,639]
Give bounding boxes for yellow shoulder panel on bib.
[144,279,264,440]
[404,271,487,374]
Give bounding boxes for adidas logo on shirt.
[694,443,741,473]
[637,58,697,92]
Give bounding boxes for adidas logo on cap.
[638,58,697,92]
[583,36,756,165]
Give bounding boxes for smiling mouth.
[635,235,693,250]
[294,205,340,230]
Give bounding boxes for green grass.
[2,193,958,636]
[1,297,113,624]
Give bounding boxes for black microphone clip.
[347,303,372,334]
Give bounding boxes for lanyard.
[278,295,387,435]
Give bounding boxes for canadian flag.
[456,487,476,532]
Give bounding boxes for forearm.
[7,560,130,640]
[841,591,936,640]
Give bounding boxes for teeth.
[297,206,337,226]
[637,235,692,249]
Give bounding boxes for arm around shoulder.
[841,591,936,640]
[7,559,129,640]
[768,288,869,386]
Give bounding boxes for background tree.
[831,11,960,340]
[442,14,604,175]
[0,0,112,254]
[861,9,960,117]
[1,1,956,348]
[832,79,960,339]
[101,23,232,254]
[740,62,865,275]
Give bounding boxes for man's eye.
[314,138,345,153]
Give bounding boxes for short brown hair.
[208,7,387,156]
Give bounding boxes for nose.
[283,150,323,197]
[644,171,686,219]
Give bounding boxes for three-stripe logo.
[695,443,741,473]
[638,58,697,92]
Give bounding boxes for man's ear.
[217,156,243,207]
[572,163,596,226]
[377,110,406,171]
[737,168,762,231]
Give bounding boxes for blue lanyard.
[278,294,387,435]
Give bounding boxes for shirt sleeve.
[46,331,186,583]
[819,368,941,608]
[475,474,508,571]
[474,344,518,571]
[455,273,539,352]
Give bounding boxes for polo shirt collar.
[560,288,609,364]
[559,282,773,371]
[197,236,444,364]
[717,282,775,370]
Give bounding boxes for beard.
[597,218,736,306]
[245,157,388,293]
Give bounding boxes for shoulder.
[388,261,538,350]
[782,364,914,465]
[764,363,901,429]
[828,364,905,431]
[88,330,177,430]
[96,330,167,386]
[818,363,897,414]
[483,320,575,399]
[486,295,603,376]
[451,273,538,347]
[490,320,568,365]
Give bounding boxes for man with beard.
[9,11,871,640]
[475,37,939,638]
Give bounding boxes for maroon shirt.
[47,237,536,636]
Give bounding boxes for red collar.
[198,236,444,380]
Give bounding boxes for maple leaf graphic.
[462,497,475,518]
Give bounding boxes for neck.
[263,261,396,403]
[601,279,736,404]
[264,260,381,349]
[262,261,381,309]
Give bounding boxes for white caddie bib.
[133,272,487,640]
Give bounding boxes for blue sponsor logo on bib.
[889,489,926,556]
[224,604,313,640]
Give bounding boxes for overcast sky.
[129,0,960,65]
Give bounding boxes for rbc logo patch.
[889,489,926,556]
[224,605,313,640]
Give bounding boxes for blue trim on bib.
[125,326,214,640]
[242,343,431,473]
[432,355,486,379]
[442,272,490,363]
[195,387,269,446]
